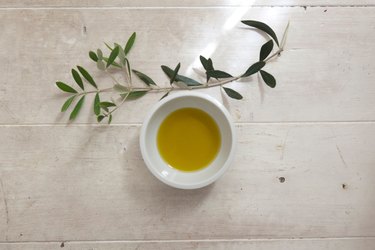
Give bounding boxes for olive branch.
[56,20,289,124]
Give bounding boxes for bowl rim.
[139,91,236,189]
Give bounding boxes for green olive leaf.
[104,42,113,51]
[77,66,97,89]
[89,51,98,62]
[56,81,77,93]
[100,106,109,112]
[199,56,209,71]
[114,43,123,50]
[241,20,279,47]
[170,63,181,84]
[207,70,232,78]
[161,65,174,80]
[259,40,274,61]
[69,95,85,120]
[113,83,128,93]
[108,114,113,124]
[100,101,116,108]
[132,69,156,86]
[120,91,148,101]
[96,60,105,71]
[97,49,103,60]
[222,87,243,100]
[242,61,265,77]
[127,91,148,100]
[161,65,201,86]
[102,57,122,68]
[260,70,276,88]
[173,81,189,89]
[160,92,169,100]
[118,45,126,65]
[97,115,105,122]
[61,95,76,112]
[125,32,136,55]
[125,58,132,82]
[71,69,84,90]
[200,56,215,82]
[94,93,100,115]
[106,46,120,68]
[207,58,214,70]
[199,56,214,71]
[176,74,201,86]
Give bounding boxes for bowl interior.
[141,93,235,189]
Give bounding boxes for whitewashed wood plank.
[0,7,375,124]
[0,123,374,241]
[0,0,374,8]
[1,238,375,250]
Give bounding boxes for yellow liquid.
[157,108,221,172]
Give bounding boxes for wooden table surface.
[1,1,375,249]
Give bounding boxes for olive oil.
[157,108,221,172]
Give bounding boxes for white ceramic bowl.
[140,91,236,189]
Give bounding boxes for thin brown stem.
[76,87,113,97]
[106,91,131,116]
[114,76,242,93]
[264,20,289,63]
[264,48,283,62]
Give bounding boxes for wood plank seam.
[0,5,375,10]
[1,236,375,244]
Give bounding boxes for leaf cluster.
[56,20,285,123]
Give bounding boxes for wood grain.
[0,0,374,8]
[0,1,374,249]
[0,7,374,124]
[0,123,374,241]
[1,238,375,250]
